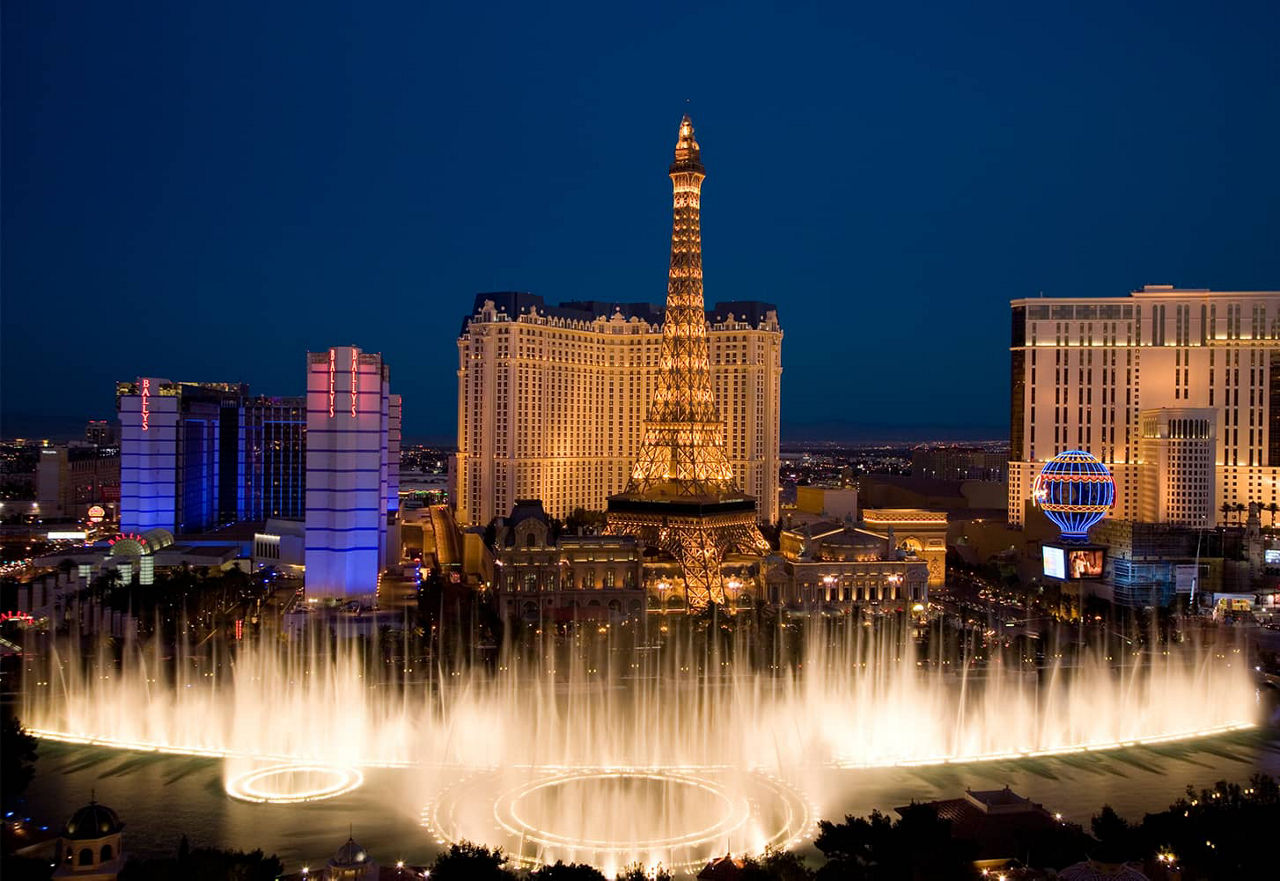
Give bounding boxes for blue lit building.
[117,381,306,535]
[242,395,307,520]
[304,345,398,602]
[117,379,247,534]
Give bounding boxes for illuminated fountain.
[21,620,1258,873]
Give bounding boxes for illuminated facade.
[859,508,949,588]
[304,345,398,601]
[606,116,771,609]
[489,500,646,621]
[771,520,929,609]
[118,381,307,534]
[455,295,781,528]
[117,379,244,534]
[241,396,307,521]
[36,445,120,519]
[387,394,402,514]
[1010,286,1280,528]
[1137,407,1216,528]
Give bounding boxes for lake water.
[19,723,1280,874]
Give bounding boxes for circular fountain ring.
[225,763,364,804]
[424,767,813,873]
[499,770,748,852]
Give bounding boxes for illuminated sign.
[328,350,336,418]
[1266,549,1280,565]
[1043,544,1105,579]
[141,378,151,431]
[1067,548,1104,579]
[108,532,149,547]
[1175,564,1198,594]
[87,505,106,523]
[1042,546,1066,580]
[350,349,358,417]
[46,531,87,540]
[235,618,244,640]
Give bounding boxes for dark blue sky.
[4,1,1278,441]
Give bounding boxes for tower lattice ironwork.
[607,116,770,609]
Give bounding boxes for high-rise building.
[454,296,781,528]
[85,420,118,447]
[1009,285,1280,528]
[386,394,402,514]
[117,379,246,534]
[606,116,771,608]
[118,381,308,534]
[241,396,307,520]
[1137,407,1216,528]
[36,445,120,519]
[304,345,397,601]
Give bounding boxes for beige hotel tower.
[1009,285,1280,528]
[454,126,782,529]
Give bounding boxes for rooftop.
[1011,285,1279,306]
[461,292,778,335]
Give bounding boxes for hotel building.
[117,379,244,534]
[455,293,782,527]
[1009,285,1280,528]
[117,381,307,534]
[241,395,307,521]
[304,345,399,600]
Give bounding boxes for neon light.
[108,532,146,547]
[1032,450,1116,540]
[350,350,358,417]
[328,350,336,418]
[140,379,151,431]
[225,764,364,804]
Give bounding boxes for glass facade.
[118,381,307,534]
[242,397,307,520]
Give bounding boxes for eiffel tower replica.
[607,115,771,609]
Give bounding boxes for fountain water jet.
[20,618,1258,870]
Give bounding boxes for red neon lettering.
[141,378,151,431]
[328,350,336,418]
[350,350,358,417]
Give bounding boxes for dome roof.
[329,837,370,867]
[64,801,123,840]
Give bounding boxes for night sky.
[4,1,1278,441]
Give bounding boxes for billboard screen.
[1066,548,1105,579]
[1043,545,1066,580]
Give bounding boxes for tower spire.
[624,114,733,499]
[607,116,770,609]
[674,114,700,165]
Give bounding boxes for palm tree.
[1221,502,1232,526]
[1267,502,1278,529]
[1235,502,1248,526]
